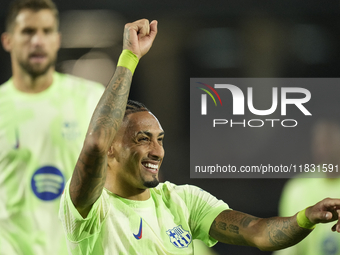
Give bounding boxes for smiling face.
[2,9,60,78]
[111,111,165,191]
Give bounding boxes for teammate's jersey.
[59,181,229,255]
[273,173,340,255]
[0,72,104,255]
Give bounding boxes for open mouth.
[29,53,47,63]
[142,162,158,173]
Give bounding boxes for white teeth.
[144,163,158,169]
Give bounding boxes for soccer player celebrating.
[59,19,340,254]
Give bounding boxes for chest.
[103,197,194,254]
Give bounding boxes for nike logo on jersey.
[14,128,19,149]
[133,218,143,240]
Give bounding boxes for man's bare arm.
[69,19,158,218]
[210,198,340,251]
[70,67,132,218]
[209,210,309,251]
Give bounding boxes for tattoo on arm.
[228,224,239,234]
[70,67,132,217]
[217,221,227,231]
[265,217,310,249]
[123,27,132,49]
[210,210,312,250]
[209,210,258,246]
[240,215,258,228]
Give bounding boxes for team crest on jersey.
[31,166,65,201]
[62,121,80,140]
[166,225,192,248]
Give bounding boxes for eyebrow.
[20,25,56,32]
[137,131,165,137]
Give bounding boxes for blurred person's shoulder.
[0,78,13,92]
[284,171,326,189]
[53,72,104,99]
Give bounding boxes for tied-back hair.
[124,100,149,119]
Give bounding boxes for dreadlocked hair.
[124,100,149,119]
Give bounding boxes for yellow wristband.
[117,49,139,74]
[296,208,316,229]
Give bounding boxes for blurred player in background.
[0,0,104,254]
[274,119,340,255]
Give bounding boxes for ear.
[1,32,12,52]
[107,145,115,158]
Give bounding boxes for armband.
[296,208,316,229]
[117,49,139,74]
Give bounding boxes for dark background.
[1,1,340,254]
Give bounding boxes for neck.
[105,169,151,201]
[12,67,55,94]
